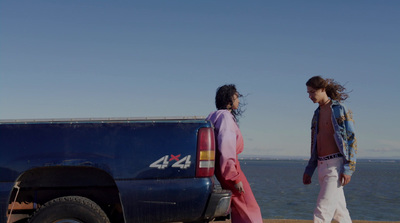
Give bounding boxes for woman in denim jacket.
[303,76,358,223]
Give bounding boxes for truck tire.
[28,196,110,223]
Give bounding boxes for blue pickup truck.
[0,117,231,223]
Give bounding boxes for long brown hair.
[306,76,349,102]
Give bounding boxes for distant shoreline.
[238,157,400,162]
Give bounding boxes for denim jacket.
[304,100,358,176]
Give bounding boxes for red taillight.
[196,127,215,177]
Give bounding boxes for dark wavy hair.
[306,76,349,102]
[215,84,245,121]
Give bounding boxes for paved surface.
[213,220,400,223]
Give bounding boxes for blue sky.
[1,1,399,159]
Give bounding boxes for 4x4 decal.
[150,154,191,170]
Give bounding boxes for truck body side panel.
[0,119,213,222]
[117,178,213,222]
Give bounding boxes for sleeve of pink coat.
[215,113,241,184]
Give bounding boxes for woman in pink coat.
[207,84,263,223]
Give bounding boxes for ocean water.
[238,159,400,221]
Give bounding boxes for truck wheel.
[28,196,110,223]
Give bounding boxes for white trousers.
[314,157,352,223]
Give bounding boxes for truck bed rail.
[0,116,207,124]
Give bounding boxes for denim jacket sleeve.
[333,103,358,176]
[304,109,318,177]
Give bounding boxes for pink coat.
[207,110,243,185]
[207,110,263,223]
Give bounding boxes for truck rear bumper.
[204,189,231,219]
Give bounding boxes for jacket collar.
[331,100,341,106]
[315,99,340,113]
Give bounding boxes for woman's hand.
[234,181,245,194]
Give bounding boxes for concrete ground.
[214,220,400,223]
